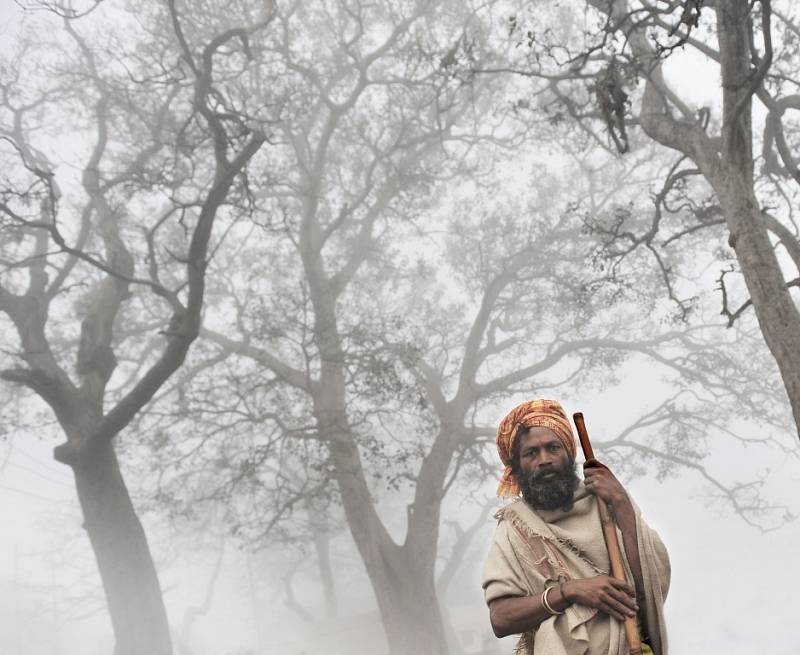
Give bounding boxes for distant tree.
[140,1,512,651]
[0,2,270,652]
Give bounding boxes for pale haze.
[1,2,798,655]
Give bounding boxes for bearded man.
[482,399,670,655]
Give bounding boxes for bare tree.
[499,0,800,435]
[0,3,270,652]
[133,2,522,652]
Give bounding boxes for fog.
[1,2,799,655]
[4,387,797,654]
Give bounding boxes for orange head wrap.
[495,399,577,497]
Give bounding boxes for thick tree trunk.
[71,439,172,655]
[715,1,800,435]
[371,548,450,655]
[319,409,451,655]
[302,172,452,652]
[717,186,800,433]
[315,364,450,655]
[628,0,800,436]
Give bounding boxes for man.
[482,399,670,655]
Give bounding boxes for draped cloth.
[482,483,670,655]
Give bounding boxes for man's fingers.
[608,576,636,596]
[583,469,610,486]
[609,577,636,597]
[602,604,627,622]
[571,577,640,621]
[608,586,639,612]
[600,595,632,621]
[599,586,638,619]
[583,470,604,486]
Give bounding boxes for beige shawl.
[482,483,670,655]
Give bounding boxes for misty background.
[1,1,798,654]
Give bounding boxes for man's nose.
[537,453,554,468]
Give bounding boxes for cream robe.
[482,483,670,655]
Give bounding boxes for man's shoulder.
[492,499,551,545]
[493,498,529,523]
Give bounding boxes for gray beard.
[519,461,579,511]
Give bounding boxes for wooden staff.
[573,412,643,655]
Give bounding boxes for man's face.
[515,427,578,511]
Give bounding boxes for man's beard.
[519,460,579,511]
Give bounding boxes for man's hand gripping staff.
[573,412,644,655]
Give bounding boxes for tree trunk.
[315,371,450,655]
[71,439,172,655]
[321,416,451,654]
[311,524,337,618]
[628,0,800,436]
[717,184,800,433]
[714,0,800,435]
[371,548,450,655]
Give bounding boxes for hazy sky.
[1,2,799,655]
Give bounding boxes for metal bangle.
[541,585,565,615]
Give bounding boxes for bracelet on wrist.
[541,586,565,615]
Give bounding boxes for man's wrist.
[559,580,575,606]
[610,491,632,513]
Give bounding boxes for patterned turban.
[495,399,576,497]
